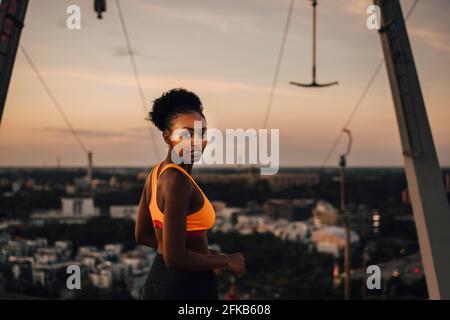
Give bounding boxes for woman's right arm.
[135,171,157,248]
[161,169,245,274]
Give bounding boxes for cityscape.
[1,165,448,299]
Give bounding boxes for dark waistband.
[151,253,215,283]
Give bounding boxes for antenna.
[290,0,338,88]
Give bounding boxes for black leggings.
[140,253,219,300]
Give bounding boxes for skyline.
[0,0,449,167]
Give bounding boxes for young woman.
[135,88,245,300]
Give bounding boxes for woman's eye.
[171,129,191,141]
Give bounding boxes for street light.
[339,128,352,300]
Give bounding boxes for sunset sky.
[0,0,449,167]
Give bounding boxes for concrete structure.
[62,198,97,217]
[376,0,450,299]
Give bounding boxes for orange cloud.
[409,27,450,53]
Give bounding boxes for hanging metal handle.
[290,0,338,88]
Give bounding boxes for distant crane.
[290,0,338,88]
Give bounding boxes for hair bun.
[149,88,203,131]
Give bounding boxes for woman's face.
[164,112,207,164]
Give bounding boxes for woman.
[135,88,245,300]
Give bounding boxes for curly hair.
[149,88,204,131]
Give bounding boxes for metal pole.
[340,129,352,300]
[375,0,450,299]
[87,151,93,185]
[312,0,317,83]
[0,0,29,125]
[290,0,338,88]
[361,245,368,299]
[340,165,351,300]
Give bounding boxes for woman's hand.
[209,248,225,275]
[225,252,245,277]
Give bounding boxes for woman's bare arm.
[135,170,157,248]
[161,169,228,271]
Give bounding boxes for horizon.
[1,164,450,170]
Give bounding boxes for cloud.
[409,27,450,53]
[342,0,370,17]
[112,46,139,57]
[40,126,150,143]
[133,1,260,34]
[17,66,311,98]
[111,46,162,59]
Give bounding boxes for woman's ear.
[162,130,172,145]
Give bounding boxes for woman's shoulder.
[157,165,193,193]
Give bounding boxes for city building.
[312,200,339,227]
[29,197,100,225]
[193,171,319,191]
[260,173,320,191]
[271,221,310,242]
[311,226,359,257]
[213,205,242,233]
[262,198,315,221]
[345,204,377,237]
[109,205,138,220]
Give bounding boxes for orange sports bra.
[149,161,215,236]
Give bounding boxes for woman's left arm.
[209,248,225,275]
[135,171,157,248]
